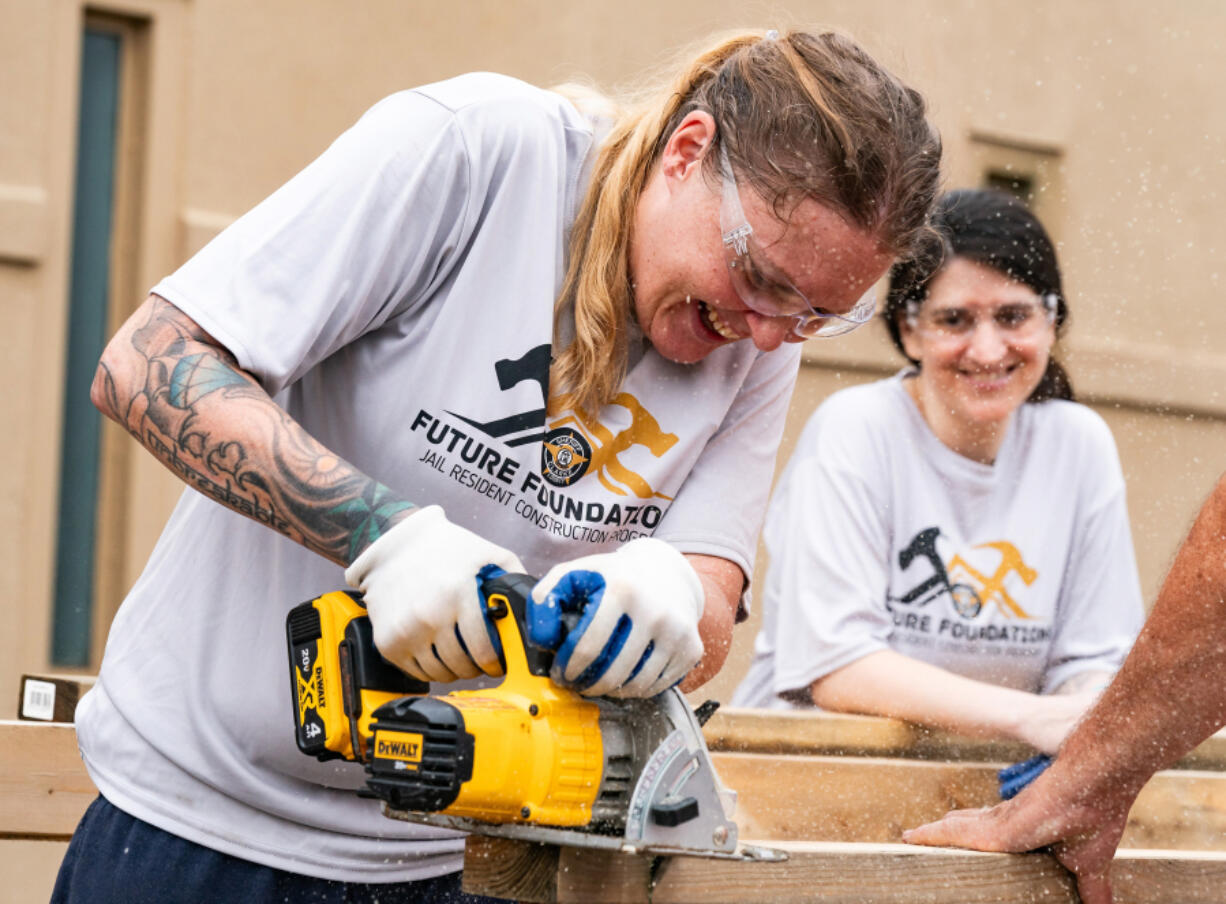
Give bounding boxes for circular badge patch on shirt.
[541,427,592,486]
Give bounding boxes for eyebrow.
[930,296,1040,308]
[746,231,809,297]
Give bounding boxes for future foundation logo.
[411,344,680,542]
[887,527,1052,647]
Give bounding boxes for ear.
[658,110,717,186]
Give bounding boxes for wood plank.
[705,707,1226,770]
[17,674,96,723]
[462,836,651,904]
[557,846,651,904]
[704,708,1034,761]
[463,838,1226,904]
[0,721,95,839]
[652,842,1079,904]
[650,843,1226,904]
[716,752,997,845]
[5,717,1225,850]
[1108,848,1226,902]
[463,835,560,902]
[4,717,1223,902]
[1124,770,1226,851]
[714,752,1226,851]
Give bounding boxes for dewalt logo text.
[378,739,418,757]
[375,730,424,764]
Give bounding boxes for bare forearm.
[903,480,1226,904]
[679,554,741,692]
[92,295,413,566]
[1056,474,1226,793]
[811,649,1063,749]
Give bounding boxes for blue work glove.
[528,538,704,698]
[998,754,1052,800]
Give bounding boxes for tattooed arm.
[91,294,412,565]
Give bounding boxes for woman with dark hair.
[734,189,1143,755]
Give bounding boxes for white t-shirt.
[733,370,1142,710]
[76,73,800,882]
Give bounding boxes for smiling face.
[900,256,1056,459]
[628,112,893,365]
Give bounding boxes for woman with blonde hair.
[58,29,939,903]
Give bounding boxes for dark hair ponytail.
[883,188,1073,402]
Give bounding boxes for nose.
[964,318,1009,363]
[744,312,793,352]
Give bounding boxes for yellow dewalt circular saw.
[286,571,783,860]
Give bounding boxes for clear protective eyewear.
[719,145,877,339]
[906,294,1059,342]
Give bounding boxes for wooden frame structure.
[462,836,1226,903]
[0,721,94,841]
[5,708,1226,901]
[703,707,1226,769]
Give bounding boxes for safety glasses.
[905,294,1058,343]
[719,145,877,339]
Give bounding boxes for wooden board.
[17,674,96,723]
[651,843,1226,904]
[464,837,1226,904]
[3,718,1224,902]
[463,836,654,904]
[5,718,1226,849]
[463,835,561,902]
[0,721,95,840]
[714,752,1226,851]
[705,707,1226,770]
[716,751,997,846]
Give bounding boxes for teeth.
[701,301,739,340]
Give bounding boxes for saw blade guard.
[621,689,738,854]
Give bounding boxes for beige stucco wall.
[4,6,1226,868]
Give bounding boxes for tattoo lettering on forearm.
[96,297,415,565]
[146,429,293,531]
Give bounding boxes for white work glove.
[528,538,704,698]
[344,505,525,683]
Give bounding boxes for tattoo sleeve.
[93,294,413,565]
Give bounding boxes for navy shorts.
[52,796,503,904]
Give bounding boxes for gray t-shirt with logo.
[734,371,1142,710]
[76,73,800,882]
